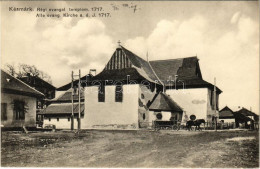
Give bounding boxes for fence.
[139,121,259,130]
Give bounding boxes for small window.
[49,118,51,121]
[1,103,7,121]
[115,85,123,102]
[13,100,25,120]
[141,93,145,99]
[37,101,42,109]
[68,118,70,122]
[143,113,146,120]
[57,118,59,121]
[98,84,105,102]
[190,115,196,120]
[156,113,162,120]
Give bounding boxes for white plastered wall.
[83,84,139,129]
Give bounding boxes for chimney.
[89,69,96,76]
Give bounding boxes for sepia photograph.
[1,0,259,168]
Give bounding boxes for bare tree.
[4,63,52,84]
[5,63,16,76]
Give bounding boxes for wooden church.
[79,44,222,129]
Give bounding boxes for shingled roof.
[39,103,84,115]
[149,57,222,93]
[57,45,221,93]
[1,70,44,98]
[92,46,161,84]
[51,88,84,103]
[57,74,93,91]
[236,107,258,117]
[150,57,201,81]
[219,106,235,119]
[149,92,183,112]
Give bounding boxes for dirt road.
[1,129,258,168]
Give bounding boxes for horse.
[186,119,206,131]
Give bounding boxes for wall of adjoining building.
[1,93,36,127]
[206,88,219,122]
[83,84,139,129]
[219,118,235,123]
[138,84,157,128]
[43,117,78,129]
[166,88,208,122]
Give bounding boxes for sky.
[1,1,259,114]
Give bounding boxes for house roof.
[19,75,56,90]
[39,103,84,115]
[219,106,235,119]
[149,92,183,112]
[92,46,161,84]
[236,108,258,117]
[1,70,44,98]
[51,88,84,103]
[233,111,253,122]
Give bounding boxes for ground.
[1,129,259,168]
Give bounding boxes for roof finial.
[118,40,121,46]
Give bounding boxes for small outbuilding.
[39,88,84,129]
[149,92,183,126]
[219,106,235,123]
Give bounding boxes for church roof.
[92,46,161,84]
[57,45,222,93]
[1,70,44,98]
[57,74,93,91]
[149,92,183,112]
[149,57,201,82]
[150,57,222,93]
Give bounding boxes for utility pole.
[214,77,217,131]
[175,75,178,90]
[71,70,81,132]
[78,69,81,131]
[71,71,74,130]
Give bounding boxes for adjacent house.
[39,88,84,129]
[1,70,44,128]
[18,74,56,126]
[219,106,258,128]
[236,107,259,123]
[219,106,236,123]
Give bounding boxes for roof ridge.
[147,61,163,85]
[1,69,44,96]
[121,46,148,63]
[120,46,161,84]
[149,56,198,62]
[220,106,234,113]
[33,75,56,88]
[161,92,183,111]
